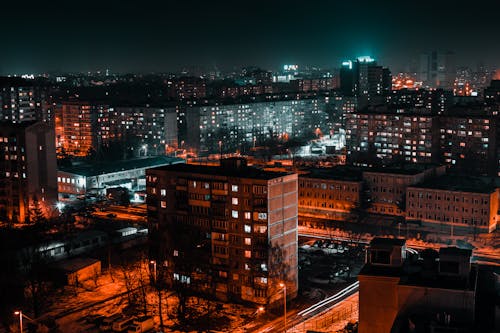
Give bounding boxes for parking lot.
[298,236,367,296]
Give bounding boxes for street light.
[279,282,287,333]
[150,260,157,284]
[14,311,22,333]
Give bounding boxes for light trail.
[297,281,359,317]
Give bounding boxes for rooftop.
[300,166,364,182]
[150,161,292,180]
[371,237,406,247]
[363,163,441,176]
[51,257,100,273]
[59,156,185,177]
[410,175,498,194]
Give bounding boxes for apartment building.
[146,158,298,305]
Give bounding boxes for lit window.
[57,177,61,182]
[160,201,167,208]
[245,237,251,245]
[160,189,166,196]
[244,224,251,233]
[232,197,238,205]
[232,185,238,192]
[173,250,178,256]
[244,212,251,219]
[245,263,250,270]
[258,212,267,220]
[232,210,238,218]
[245,250,251,258]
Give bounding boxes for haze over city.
[1,0,500,74]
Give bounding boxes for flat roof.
[363,163,441,176]
[409,175,497,194]
[150,163,292,180]
[300,166,364,182]
[371,237,406,247]
[51,257,100,273]
[59,156,185,177]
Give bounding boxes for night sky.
[1,0,499,74]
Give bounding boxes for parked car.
[127,316,154,333]
[100,314,123,331]
[112,317,134,332]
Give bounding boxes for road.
[299,226,500,266]
[252,282,359,333]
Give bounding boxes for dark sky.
[1,0,499,74]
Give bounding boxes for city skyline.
[1,0,500,74]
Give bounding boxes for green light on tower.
[357,56,375,63]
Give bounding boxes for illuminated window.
[173,250,178,256]
[245,250,251,258]
[244,212,251,219]
[244,238,251,245]
[160,201,167,208]
[160,189,166,196]
[232,210,238,218]
[244,224,251,233]
[232,185,239,192]
[232,197,238,205]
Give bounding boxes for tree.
[266,242,291,313]
[29,195,46,224]
[20,246,51,317]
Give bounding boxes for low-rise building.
[298,167,363,220]
[362,164,446,216]
[406,175,499,233]
[57,156,184,198]
[359,238,480,333]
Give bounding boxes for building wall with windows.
[406,177,499,233]
[362,165,446,216]
[346,110,440,165]
[146,158,298,305]
[185,98,328,154]
[0,122,57,223]
[298,170,362,220]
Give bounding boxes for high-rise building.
[339,57,391,106]
[418,51,456,89]
[0,77,49,124]
[0,121,57,223]
[55,101,101,157]
[185,97,328,155]
[438,109,498,176]
[146,158,298,305]
[346,107,440,165]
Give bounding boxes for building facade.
[359,238,478,333]
[0,122,57,223]
[58,156,184,198]
[298,167,363,220]
[406,176,499,233]
[146,158,298,305]
[185,97,328,154]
